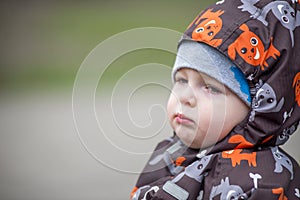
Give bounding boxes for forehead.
[176,68,220,82]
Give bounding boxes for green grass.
[0,0,217,91]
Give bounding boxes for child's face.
[167,68,249,149]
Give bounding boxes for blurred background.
[0,1,299,199]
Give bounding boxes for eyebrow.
[176,68,190,76]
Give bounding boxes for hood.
[180,0,300,151]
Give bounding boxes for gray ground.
[0,87,299,200]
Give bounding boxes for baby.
[131,0,300,199]
[167,41,250,150]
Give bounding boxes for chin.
[181,139,195,148]
[178,133,214,149]
[176,131,198,147]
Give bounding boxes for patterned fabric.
[132,0,300,199]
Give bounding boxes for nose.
[179,85,197,107]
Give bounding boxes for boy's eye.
[175,78,188,84]
[204,85,222,94]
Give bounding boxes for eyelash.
[175,78,188,84]
[175,78,223,94]
[203,85,222,94]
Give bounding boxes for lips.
[175,113,194,125]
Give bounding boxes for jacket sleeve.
[131,172,203,200]
[131,155,215,200]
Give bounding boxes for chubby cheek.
[166,93,177,124]
[196,102,227,140]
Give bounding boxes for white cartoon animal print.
[250,81,284,121]
[239,0,300,46]
[209,177,248,200]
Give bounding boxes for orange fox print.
[272,187,288,200]
[222,149,257,167]
[222,135,257,167]
[191,9,224,47]
[293,72,300,106]
[228,24,280,71]
[228,135,254,148]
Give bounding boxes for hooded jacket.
[131,0,300,199]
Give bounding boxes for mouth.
[254,48,260,60]
[175,113,194,125]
